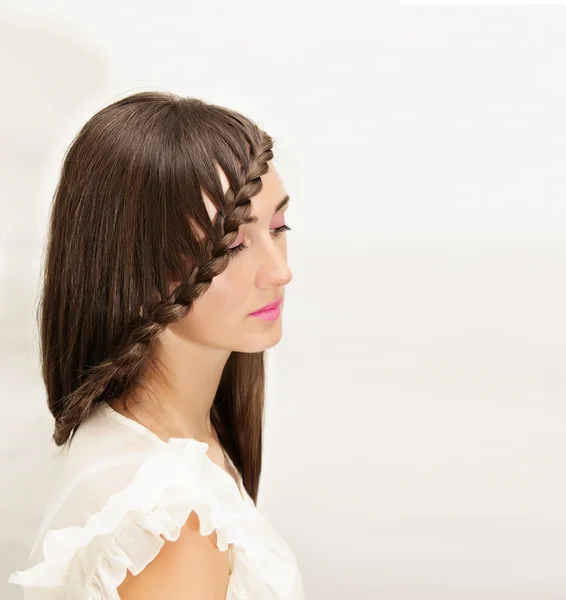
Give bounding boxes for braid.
[54,129,274,447]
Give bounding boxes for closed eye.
[272,224,291,237]
[228,224,291,258]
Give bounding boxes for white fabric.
[9,402,304,599]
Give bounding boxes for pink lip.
[249,298,282,316]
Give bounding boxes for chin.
[235,326,284,353]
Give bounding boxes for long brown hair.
[39,90,275,503]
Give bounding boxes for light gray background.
[1,2,565,599]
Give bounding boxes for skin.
[112,159,292,599]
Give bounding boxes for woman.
[8,90,304,599]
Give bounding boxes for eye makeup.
[228,224,291,258]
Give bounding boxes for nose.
[255,239,293,289]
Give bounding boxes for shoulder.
[117,510,230,599]
[8,434,233,599]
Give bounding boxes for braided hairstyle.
[39,90,274,502]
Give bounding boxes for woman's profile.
[8,90,304,599]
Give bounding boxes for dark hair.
[39,90,275,503]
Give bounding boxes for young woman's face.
[171,160,293,353]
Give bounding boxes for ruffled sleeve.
[8,437,303,600]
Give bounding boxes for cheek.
[190,268,246,319]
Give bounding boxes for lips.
[250,298,282,315]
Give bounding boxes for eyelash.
[227,224,291,258]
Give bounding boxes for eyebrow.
[242,194,290,224]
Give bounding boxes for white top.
[9,402,305,600]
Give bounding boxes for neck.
[116,326,232,443]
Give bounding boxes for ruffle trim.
[8,438,299,599]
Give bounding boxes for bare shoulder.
[117,510,230,599]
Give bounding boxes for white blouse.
[9,402,305,599]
